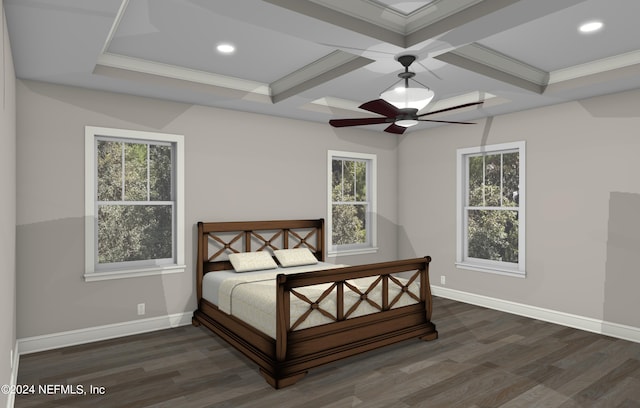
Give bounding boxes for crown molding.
[436,42,640,95]
[96,53,271,96]
[548,49,640,85]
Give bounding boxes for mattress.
[202,262,421,338]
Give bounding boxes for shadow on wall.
[21,80,193,130]
[329,214,405,266]
[16,217,171,338]
[397,222,418,260]
[603,192,640,328]
[333,127,399,151]
[579,90,640,119]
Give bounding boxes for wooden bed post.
[193,222,205,327]
[275,274,289,362]
[319,218,325,260]
[423,256,433,322]
[420,256,437,341]
[196,222,204,305]
[336,281,344,321]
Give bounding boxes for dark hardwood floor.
[15,297,640,407]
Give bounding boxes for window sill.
[328,247,379,257]
[455,262,525,278]
[84,264,186,282]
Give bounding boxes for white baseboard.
[431,286,640,344]
[601,320,640,344]
[17,312,193,356]
[6,340,19,408]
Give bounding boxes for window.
[456,141,525,276]
[327,151,377,256]
[85,126,185,281]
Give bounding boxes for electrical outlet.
[440,275,446,285]
[137,303,145,316]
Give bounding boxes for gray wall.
[398,89,640,329]
[0,2,17,407]
[15,80,399,338]
[14,65,640,341]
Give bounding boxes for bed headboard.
[196,219,325,302]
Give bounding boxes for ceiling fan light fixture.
[380,87,434,111]
[395,119,419,127]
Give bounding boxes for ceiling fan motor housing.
[397,108,419,120]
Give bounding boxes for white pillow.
[274,248,319,267]
[228,251,277,272]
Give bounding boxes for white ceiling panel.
[478,0,640,72]
[4,0,640,133]
[107,0,335,83]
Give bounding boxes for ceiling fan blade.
[384,123,407,134]
[317,43,396,56]
[417,101,483,117]
[418,119,476,125]
[329,117,390,127]
[359,99,400,118]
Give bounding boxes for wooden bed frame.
[192,219,438,388]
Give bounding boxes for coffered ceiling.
[4,0,640,132]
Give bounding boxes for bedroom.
[2,0,640,407]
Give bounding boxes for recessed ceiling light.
[579,21,603,33]
[216,43,235,54]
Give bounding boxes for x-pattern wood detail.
[207,232,243,261]
[388,271,421,308]
[205,227,320,264]
[290,283,337,330]
[251,230,283,252]
[288,270,423,331]
[344,277,383,318]
[288,229,317,252]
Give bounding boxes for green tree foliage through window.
[466,152,519,263]
[96,139,174,266]
[331,158,368,246]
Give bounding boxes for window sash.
[464,208,519,264]
[96,137,174,203]
[94,138,176,269]
[331,202,370,248]
[95,202,176,270]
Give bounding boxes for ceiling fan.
[329,55,483,134]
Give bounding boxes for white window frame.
[456,141,526,277]
[327,150,377,257]
[84,126,185,282]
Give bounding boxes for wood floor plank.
[15,297,640,408]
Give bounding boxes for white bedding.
[202,262,421,339]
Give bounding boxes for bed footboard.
[266,257,437,387]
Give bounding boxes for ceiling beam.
[435,43,548,94]
[263,0,405,47]
[406,0,522,47]
[270,51,373,103]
